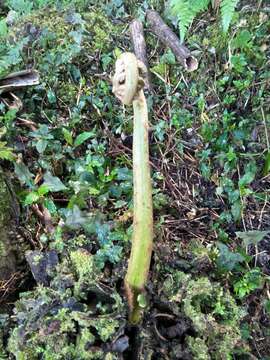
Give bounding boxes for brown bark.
[146,10,198,72]
[0,70,39,94]
[129,19,152,91]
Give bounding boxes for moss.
[161,270,248,358]
[70,248,95,279]
[187,337,210,360]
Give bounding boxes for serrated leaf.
[74,131,95,147]
[221,0,239,33]
[236,230,269,247]
[0,142,15,161]
[43,172,67,192]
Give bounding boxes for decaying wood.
[146,10,198,72]
[0,70,40,94]
[129,19,152,91]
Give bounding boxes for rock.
[25,250,59,286]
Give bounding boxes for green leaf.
[36,139,48,153]
[63,128,73,145]
[236,230,269,247]
[65,205,89,229]
[24,192,40,205]
[47,89,56,104]
[263,152,270,176]
[265,300,270,314]
[114,200,127,209]
[221,0,239,33]
[43,172,67,192]
[232,30,251,49]
[14,162,34,188]
[37,184,50,196]
[231,200,242,221]
[0,19,7,38]
[170,0,210,42]
[0,142,15,161]
[74,131,95,147]
[44,199,57,214]
[216,242,244,272]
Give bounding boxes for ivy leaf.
[14,162,34,188]
[36,139,48,153]
[43,172,67,192]
[216,242,244,272]
[236,230,269,247]
[65,205,89,229]
[74,131,95,147]
[24,192,40,205]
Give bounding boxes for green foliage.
[169,0,239,42]
[216,242,244,272]
[221,0,239,32]
[0,1,269,358]
[236,230,270,247]
[170,0,209,42]
[234,269,264,299]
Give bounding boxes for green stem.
[125,90,153,324]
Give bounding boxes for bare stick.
[0,70,40,94]
[146,10,198,72]
[129,19,152,91]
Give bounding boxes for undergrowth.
[0,0,269,359]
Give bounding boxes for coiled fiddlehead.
[112,53,153,324]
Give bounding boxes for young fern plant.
[112,53,153,324]
[170,0,239,42]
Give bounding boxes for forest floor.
[0,1,270,359]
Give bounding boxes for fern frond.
[170,0,210,42]
[221,0,239,32]
[170,0,193,42]
[191,0,210,13]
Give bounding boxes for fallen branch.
[146,10,198,72]
[0,69,40,94]
[129,19,152,91]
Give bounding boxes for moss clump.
[162,271,248,359]
[7,247,125,359]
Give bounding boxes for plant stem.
[125,89,153,324]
